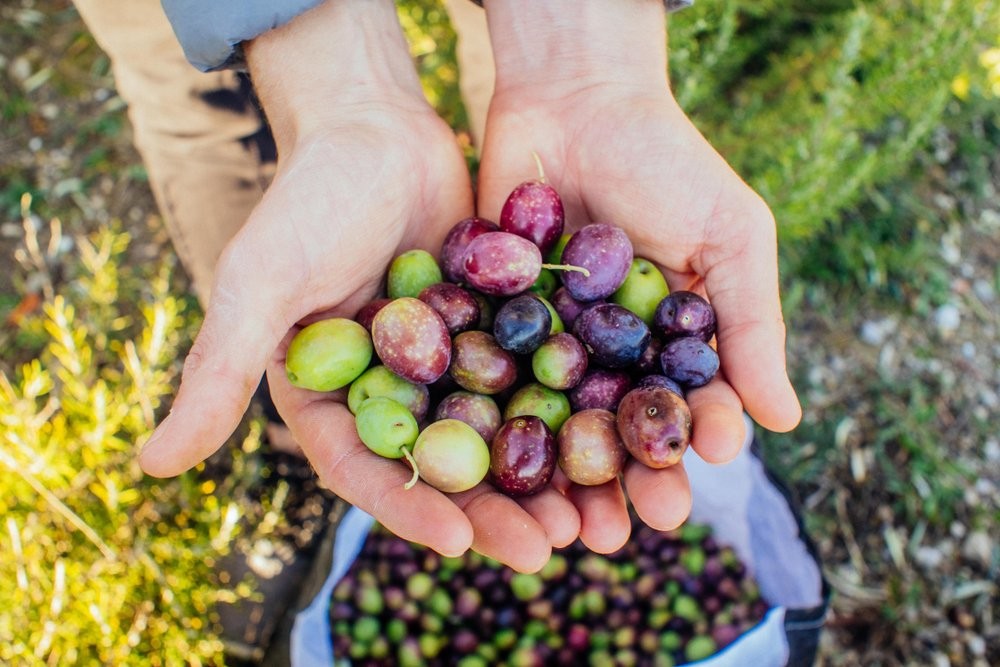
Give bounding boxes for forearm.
[484,0,669,100]
[245,0,425,151]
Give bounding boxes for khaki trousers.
[73,0,494,306]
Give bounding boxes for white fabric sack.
[291,415,827,667]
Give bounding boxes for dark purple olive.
[635,374,684,398]
[568,369,632,412]
[660,337,720,388]
[434,391,502,443]
[573,303,650,368]
[653,290,717,342]
[634,336,663,375]
[440,216,499,283]
[418,282,480,335]
[489,416,556,497]
[551,287,597,329]
[493,294,552,354]
[354,298,392,332]
[561,224,634,302]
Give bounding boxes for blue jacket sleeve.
[468,0,694,10]
[162,0,695,73]
[160,0,327,72]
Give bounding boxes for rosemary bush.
[0,206,251,665]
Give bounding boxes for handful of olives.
[285,160,719,495]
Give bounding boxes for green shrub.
[668,0,996,241]
[0,213,247,665]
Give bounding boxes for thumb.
[699,199,802,433]
[139,244,293,477]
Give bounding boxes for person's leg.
[442,0,494,151]
[72,0,273,306]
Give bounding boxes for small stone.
[950,521,967,539]
[28,137,42,152]
[961,342,976,359]
[980,388,998,410]
[961,531,992,568]
[980,209,1000,229]
[933,304,961,338]
[914,546,944,570]
[11,56,31,81]
[967,635,986,657]
[933,192,955,211]
[860,319,893,346]
[878,343,898,373]
[985,438,1000,463]
[939,232,961,264]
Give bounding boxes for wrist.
[246,0,427,150]
[485,0,669,102]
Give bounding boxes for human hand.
[138,0,579,572]
[479,0,801,552]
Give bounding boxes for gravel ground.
[2,2,997,665]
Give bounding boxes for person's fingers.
[623,459,692,531]
[568,480,630,554]
[139,242,298,477]
[449,485,554,573]
[516,486,582,548]
[697,198,801,432]
[685,374,746,464]
[269,371,477,557]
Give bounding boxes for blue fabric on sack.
[160,0,326,71]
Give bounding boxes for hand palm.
[478,87,800,550]
[140,108,579,572]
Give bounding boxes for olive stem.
[531,151,547,183]
[400,447,420,490]
[542,262,591,278]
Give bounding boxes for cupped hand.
[477,81,802,552]
[138,0,579,572]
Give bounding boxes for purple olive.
[489,416,556,496]
[561,224,634,302]
[371,297,451,384]
[449,330,519,395]
[568,369,633,413]
[440,216,499,283]
[418,282,480,335]
[660,337,720,388]
[500,178,565,254]
[616,386,692,469]
[551,287,597,329]
[635,374,684,398]
[653,290,717,342]
[434,391,503,443]
[573,303,651,369]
